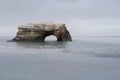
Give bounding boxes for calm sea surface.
[0,36,120,80]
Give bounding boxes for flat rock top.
[18,22,66,31]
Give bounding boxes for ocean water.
[0,36,120,80]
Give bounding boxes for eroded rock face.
[12,22,72,42]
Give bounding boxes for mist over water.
[0,36,120,80]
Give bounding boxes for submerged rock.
[12,22,72,42]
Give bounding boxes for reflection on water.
[14,41,68,49]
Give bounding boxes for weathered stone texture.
[12,22,72,42]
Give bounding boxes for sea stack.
[12,22,72,42]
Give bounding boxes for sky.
[0,0,120,36]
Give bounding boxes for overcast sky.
[0,0,120,36]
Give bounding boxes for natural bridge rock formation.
[12,22,72,42]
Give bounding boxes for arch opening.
[44,35,57,42]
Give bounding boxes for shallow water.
[0,36,120,80]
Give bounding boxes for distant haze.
[0,0,120,36]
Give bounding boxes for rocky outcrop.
[12,22,72,42]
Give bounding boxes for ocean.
[0,36,120,80]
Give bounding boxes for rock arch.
[12,22,72,42]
